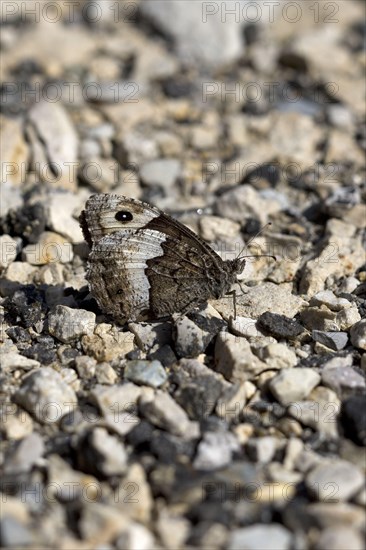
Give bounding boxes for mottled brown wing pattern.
[80,194,240,322]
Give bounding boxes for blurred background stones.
[0,1,365,549]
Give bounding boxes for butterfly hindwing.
[80,194,238,322]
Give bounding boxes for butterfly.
[79,194,249,323]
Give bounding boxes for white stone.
[269,368,321,406]
[260,343,298,370]
[48,305,96,343]
[350,319,366,350]
[0,235,18,270]
[229,524,292,550]
[1,352,40,372]
[15,367,77,424]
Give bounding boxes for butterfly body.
[80,194,245,322]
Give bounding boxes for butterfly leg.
[225,289,237,320]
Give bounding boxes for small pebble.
[350,319,366,350]
[312,330,348,351]
[269,368,321,406]
[22,231,73,265]
[228,524,292,550]
[0,234,18,270]
[322,366,366,397]
[193,431,239,471]
[258,312,305,339]
[341,395,366,446]
[15,367,77,424]
[48,305,96,343]
[124,359,167,388]
[306,460,364,502]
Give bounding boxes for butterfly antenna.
[242,254,277,261]
[236,222,273,260]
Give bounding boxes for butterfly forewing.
[80,194,241,322]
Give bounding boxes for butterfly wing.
[80,194,232,322]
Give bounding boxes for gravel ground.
[0,1,365,549]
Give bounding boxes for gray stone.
[139,1,246,68]
[283,438,304,471]
[230,316,269,340]
[339,277,360,293]
[15,367,78,424]
[75,355,97,379]
[79,138,101,159]
[1,115,28,186]
[257,312,305,340]
[124,360,167,388]
[82,323,135,361]
[118,128,159,166]
[300,307,339,331]
[218,282,307,320]
[259,343,298,370]
[246,436,278,464]
[216,382,246,424]
[306,502,366,529]
[0,182,22,218]
[0,235,18,270]
[327,104,354,128]
[27,100,79,191]
[114,463,153,523]
[322,355,353,370]
[315,526,364,550]
[215,185,282,225]
[269,368,321,406]
[4,432,44,474]
[310,290,353,312]
[47,192,84,243]
[306,460,364,502]
[299,235,365,296]
[341,394,366,446]
[0,516,33,547]
[321,366,366,397]
[95,362,118,385]
[199,215,241,242]
[47,454,100,502]
[350,319,366,350]
[87,123,115,140]
[214,332,267,382]
[0,264,36,296]
[88,427,128,476]
[80,157,119,192]
[116,522,155,550]
[174,308,225,358]
[89,383,142,417]
[288,391,340,438]
[0,407,33,440]
[266,462,303,485]
[1,352,40,372]
[156,509,190,549]
[128,321,172,352]
[139,390,195,438]
[306,386,340,437]
[22,231,73,265]
[193,431,239,471]
[148,344,177,367]
[140,158,181,190]
[269,111,322,167]
[174,366,224,421]
[337,306,361,331]
[78,501,128,544]
[312,330,348,351]
[228,524,292,550]
[48,305,96,343]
